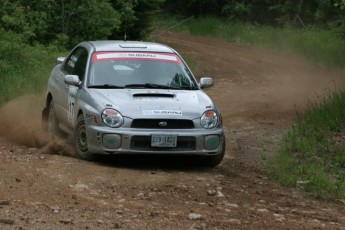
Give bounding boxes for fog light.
[204,135,220,150]
[103,134,121,149]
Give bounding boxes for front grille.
[131,119,194,129]
[130,136,196,151]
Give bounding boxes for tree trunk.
[293,0,304,25]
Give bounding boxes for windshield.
[88,52,198,90]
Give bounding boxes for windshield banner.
[92,52,182,64]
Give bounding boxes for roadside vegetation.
[1,0,345,200]
[0,29,61,105]
[268,91,345,199]
[0,0,163,106]
[156,17,345,70]
[159,1,345,200]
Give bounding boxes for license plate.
[151,134,177,147]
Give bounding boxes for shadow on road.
[95,154,217,172]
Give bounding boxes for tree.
[0,0,164,47]
[57,0,120,46]
[111,0,164,40]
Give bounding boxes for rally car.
[42,40,225,166]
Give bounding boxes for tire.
[73,115,97,161]
[47,102,63,139]
[202,138,226,167]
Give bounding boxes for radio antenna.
[124,17,127,41]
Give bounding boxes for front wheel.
[73,115,97,161]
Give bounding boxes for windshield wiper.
[124,83,184,90]
[88,84,124,89]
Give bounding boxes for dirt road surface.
[1,32,345,229]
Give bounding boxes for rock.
[207,190,217,196]
[97,220,104,224]
[273,213,285,222]
[116,210,124,214]
[60,219,73,224]
[217,191,225,197]
[229,218,241,224]
[0,200,10,205]
[51,206,60,214]
[137,192,145,200]
[311,219,321,223]
[0,219,14,225]
[257,208,269,213]
[227,203,239,208]
[188,213,203,220]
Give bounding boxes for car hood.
[89,89,215,119]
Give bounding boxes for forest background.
[0,0,344,47]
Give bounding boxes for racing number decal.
[68,96,75,124]
[67,86,78,125]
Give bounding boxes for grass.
[0,30,63,106]
[155,16,345,70]
[268,90,345,199]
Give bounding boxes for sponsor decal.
[92,52,182,64]
[142,110,182,116]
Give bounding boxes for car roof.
[86,41,176,54]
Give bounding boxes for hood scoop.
[133,93,175,98]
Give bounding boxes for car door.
[54,47,88,127]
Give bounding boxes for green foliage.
[163,0,224,17]
[160,16,345,69]
[163,0,345,30]
[111,0,164,40]
[0,29,63,106]
[61,0,121,46]
[0,0,164,47]
[269,90,345,199]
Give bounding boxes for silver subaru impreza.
[42,41,225,166]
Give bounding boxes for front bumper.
[86,125,225,156]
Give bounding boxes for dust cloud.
[0,95,47,147]
[0,95,73,155]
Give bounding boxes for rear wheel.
[47,102,63,139]
[74,115,97,161]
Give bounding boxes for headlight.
[102,109,124,128]
[200,110,218,129]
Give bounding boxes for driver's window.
[63,47,88,81]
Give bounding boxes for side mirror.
[199,77,214,89]
[57,57,65,63]
[64,75,81,87]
